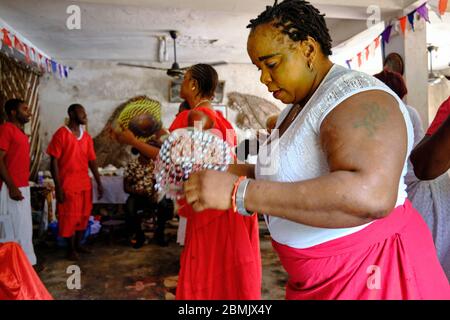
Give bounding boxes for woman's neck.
[299,59,334,107]
[188,96,211,109]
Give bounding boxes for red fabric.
[169,107,237,147]
[57,189,92,237]
[46,127,96,193]
[171,108,261,300]
[0,242,53,300]
[426,96,450,136]
[0,122,30,188]
[272,200,450,300]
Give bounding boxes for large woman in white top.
[183,0,449,299]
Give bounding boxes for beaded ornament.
[154,128,233,200]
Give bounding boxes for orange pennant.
[439,0,448,15]
[399,16,407,34]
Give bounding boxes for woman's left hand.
[184,170,239,212]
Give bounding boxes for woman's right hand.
[110,126,138,146]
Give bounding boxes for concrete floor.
[35,219,287,300]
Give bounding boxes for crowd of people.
[1,0,449,300]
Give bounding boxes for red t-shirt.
[0,122,30,188]
[426,96,450,136]
[46,127,96,193]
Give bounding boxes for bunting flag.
[381,25,393,44]
[1,28,12,47]
[345,59,352,69]
[51,60,57,73]
[0,26,71,79]
[374,37,381,49]
[343,1,444,70]
[408,11,416,31]
[417,3,431,22]
[439,0,448,14]
[30,47,36,62]
[13,35,25,52]
[357,52,363,67]
[399,16,407,34]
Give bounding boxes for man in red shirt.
[0,99,37,266]
[411,96,450,179]
[47,104,103,261]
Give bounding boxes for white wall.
[38,60,284,150]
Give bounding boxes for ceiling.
[0,0,447,70]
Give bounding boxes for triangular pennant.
[381,25,393,44]
[51,60,58,73]
[408,11,416,32]
[375,37,381,49]
[365,46,370,61]
[1,28,12,47]
[13,36,25,52]
[45,58,52,72]
[30,48,36,62]
[64,66,69,78]
[345,59,352,69]
[439,0,448,15]
[59,64,64,78]
[23,44,30,62]
[357,52,362,67]
[399,16,407,34]
[417,3,430,23]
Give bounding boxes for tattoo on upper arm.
[353,103,388,137]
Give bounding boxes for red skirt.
[272,200,450,300]
[0,242,53,300]
[175,206,261,300]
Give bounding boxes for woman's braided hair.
[247,0,332,56]
[189,64,218,98]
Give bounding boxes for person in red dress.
[112,64,262,300]
[47,104,103,261]
[0,99,37,266]
[411,96,450,180]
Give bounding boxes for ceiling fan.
[118,30,227,78]
[427,45,445,85]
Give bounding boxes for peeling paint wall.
[38,60,284,166]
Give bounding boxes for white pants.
[0,185,37,265]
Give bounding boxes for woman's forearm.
[245,170,394,228]
[228,164,255,179]
[130,139,160,159]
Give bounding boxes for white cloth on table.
[0,185,37,265]
[92,176,128,204]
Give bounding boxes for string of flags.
[345,0,448,69]
[1,27,70,78]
